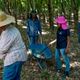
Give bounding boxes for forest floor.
[0,24,80,80]
[20,24,80,80]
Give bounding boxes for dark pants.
[28,36,38,45]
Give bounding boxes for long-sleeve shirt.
[0,25,27,66]
[26,19,41,36]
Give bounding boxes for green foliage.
[40,70,50,80]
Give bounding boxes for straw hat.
[0,11,15,27]
[55,16,68,30]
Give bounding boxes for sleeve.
[26,20,30,35]
[67,29,70,36]
[0,31,17,55]
[38,20,42,34]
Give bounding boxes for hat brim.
[57,21,67,24]
[0,15,15,27]
[55,16,67,24]
[56,19,67,24]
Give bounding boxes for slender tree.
[47,0,53,29]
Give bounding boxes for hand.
[65,47,70,54]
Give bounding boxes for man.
[0,10,27,80]
[26,10,42,45]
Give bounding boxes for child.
[55,16,70,77]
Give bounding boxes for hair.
[29,10,38,20]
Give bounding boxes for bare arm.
[66,36,70,54]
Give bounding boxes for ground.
[0,24,80,80]
[20,25,80,80]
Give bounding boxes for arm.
[66,36,70,54]
[0,29,16,55]
[38,20,42,35]
[66,29,70,54]
[66,36,70,49]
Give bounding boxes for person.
[55,16,70,77]
[26,10,42,45]
[0,10,27,80]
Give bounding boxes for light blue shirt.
[0,25,27,66]
[26,19,41,36]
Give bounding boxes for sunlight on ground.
[17,19,23,25]
[62,61,80,68]
[69,52,77,57]
[22,26,27,29]
[70,61,80,67]
[42,30,50,35]
[70,29,74,32]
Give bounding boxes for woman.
[0,11,27,80]
[55,16,70,77]
[26,10,42,45]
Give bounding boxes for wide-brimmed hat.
[55,16,68,30]
[0,11,15,27]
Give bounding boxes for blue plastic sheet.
[29,43,52,59]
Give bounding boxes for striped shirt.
[0,25,27,66]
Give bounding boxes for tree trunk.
[13,0,18,26]
[71,0,78,28]
[47,0,53,29]
[60,0,66,15]
[3,0,11,14]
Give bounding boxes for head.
[30,10,38,20]
[0,10,15,34]
[55,16,68,30]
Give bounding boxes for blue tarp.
[29,43,52,59]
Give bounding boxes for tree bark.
[47,0,53,29]
[71,0,78,27]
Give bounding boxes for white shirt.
[0,25,27,66]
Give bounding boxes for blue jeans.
[55,48,70,72]
[3,61,24,80]
[28,36,38,45]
